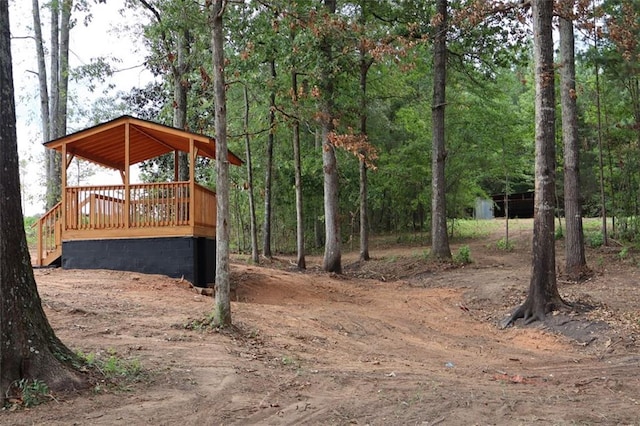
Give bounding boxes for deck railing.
[194,184,217,227]
[34,201,63,266]
[65,182,216,231]
[34,182,217,267]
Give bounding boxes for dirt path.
[6,219,640,424]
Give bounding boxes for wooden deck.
[34,181,216,267]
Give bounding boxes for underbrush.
[3,379,52,410]
[77,349,146,393]
[23,216,38,248]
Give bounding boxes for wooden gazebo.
[34,115,242,286]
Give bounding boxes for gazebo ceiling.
[44,115,243,171]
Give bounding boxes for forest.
[25,0,640,266]
[2,1,640,422]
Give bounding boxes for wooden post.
[174,150,179,182]
[189,138,195,227]
[36,219,43,267]
[61,142,67,234]
[124,122,130,229]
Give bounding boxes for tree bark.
[174,22,190,181]
[292,70,305,269]
[503,0,565,327]
[359,43,372,262]
[262,58,276,258]
[211,0,231,327]
[321,0,341,274]
[49,0,59,139]
[32,0,50,143]
[593,19,608,246]
[559,8,588,281]
[243,85,259,264]
[46,0,62,210]
[57,0,71,138]
[430,0,452,259]
[0,0,87,400]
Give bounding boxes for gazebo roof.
[44,115,243,171]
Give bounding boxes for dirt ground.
[6,219,640,425]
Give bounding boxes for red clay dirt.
[6,219,640,425]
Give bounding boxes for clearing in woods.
[7,219,640,424]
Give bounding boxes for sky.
[9,0,153,215]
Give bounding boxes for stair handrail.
[33,201,63,267]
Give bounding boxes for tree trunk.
[503,0,565,327]
[430,0,451,259]
[46,0,62,210]
[593,11,609,246]
[292,70,306,269]
[32,0,50,143]
[174,24,190,181]
[0,0,87,400]
[32,0,57,211]
[262,58,276,258]
[321,0,341,274]
[559,9,587,281]
[359,45,372,262]
[243,85,259,264]
[57,0,71,137]
[211,0,231,327]
[49,0,59,139]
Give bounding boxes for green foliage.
[586,231,605,248]
[184,312,216,331]
[618,246,629,260]
[7,379,51,409]
[23,215,38,248]
[453,245,472,264]
[77,349,145,390]
[496,238,514,251]
[99,0,640,253]
[555,226,564,240]
[449,219,501,240]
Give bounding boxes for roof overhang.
[44,115,243,170]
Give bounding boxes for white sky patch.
[10,0,153,215]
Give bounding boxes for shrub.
[496,238,514,251]
[586,231,604,248]
[453,245,472,264]
[6,379,51,409]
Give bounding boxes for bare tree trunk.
[32,0,50,143]
[49,0,59,139]
[359,45,373,262]
[292,70,305,269]
[321,0,341,273]
[503,0,565,328]
[46,0,61,209]
[243,85,259,264]
[559,9,587,280]
[593,7,608,246]
[211,0,231,327]
[430,0,451,259]
[502,139,510,244]
[32,0,58,210]
[263,58,276,258]
[0,0,88,399]
[57,0,71,137]
[174,23,190,181]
